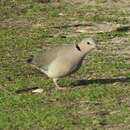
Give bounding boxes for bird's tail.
[27,55,34,64]
[27,55,47,75]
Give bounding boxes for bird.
[28,38,97,90]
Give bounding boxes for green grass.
[0,0,130,130]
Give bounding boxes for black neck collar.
[75,44,81,51]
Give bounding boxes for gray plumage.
[29,38,97,90]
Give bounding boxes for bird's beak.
[92,45,97,49]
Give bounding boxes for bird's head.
[75,38,97,53]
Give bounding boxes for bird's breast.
[47,55,83,78]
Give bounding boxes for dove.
[28,38,97,90]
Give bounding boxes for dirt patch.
[75,22,121,33]
[0,19,32,28]
[104,124,130,130]
[64,0,130,6]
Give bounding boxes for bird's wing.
[32,44,74,70]
[32,46,60,70]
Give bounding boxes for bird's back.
[32,45,73,70]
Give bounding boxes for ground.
[0,0,130,130]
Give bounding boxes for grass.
[0,0,130,130]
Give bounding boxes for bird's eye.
[87,42,90,45]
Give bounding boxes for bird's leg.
[53,78,66,90]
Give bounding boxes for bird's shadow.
[72,77,130,87]
[15,77,130,94]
